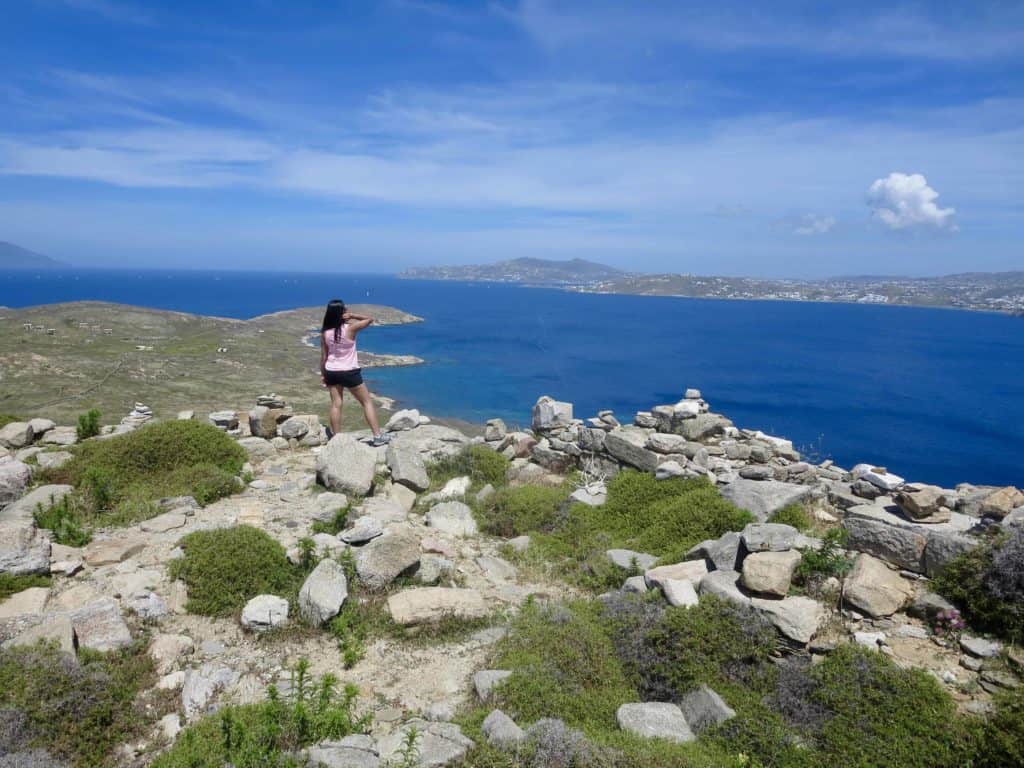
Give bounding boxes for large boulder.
[844,553,914,618]
[299,559,349,625]
[482,709,526,748]
[0,458,33,508]
[674,413,731,441]
[317,434,378,496]
[386,442,430,492]
[0,483,67,576]
[72,598,133,651]
[387,424,470,463]
[843,515,926,572]
[741,550,801,597]
[387,587,488,626]
[605,426,660,472]
[240,594,289,632]
[377,720,474,768]
[0,422,34,449]
[742,523,802,553]
[248,406,278,439]
[644,560,708,589]
[355,531,421,590]
[698,570,751,606]
[923,531,978,577]
[426,501,478,537]
[182,663,240,720]
[686,532,742,572]
[751,596,825,644]
[980,486,1024,519]
[721,480,815,522]
[385,409,421,432]
[616,702,694,744]
[531,396,573,431]
[678,686,736,733]
[895,484,953,522]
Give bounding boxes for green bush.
[0,574,51,601]
[152,659,370,768]
[768,504,813,531]
[476,484,570,537]
[311,505,350,536]
[796,527,853,585]
[168,526,301,617]
[33,495,92,546]
[934,529,1024,642]
[971,686,1024,768]
[0,641,157,768]
[426,445,510,492]
[45,420,246,526]
[75,408,101,440]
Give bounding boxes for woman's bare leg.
[328,385,344,434]
[349,383,381,435]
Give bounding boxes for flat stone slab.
[307,735,380,768]
[241,594,289,632]
[720,479,815,522]
[426,501,478,537]
[2,615,75,654]
[751,595,825,644]
[355,531,421,590]
[72,597,133,651]
[0,586,50,619]
[140,512,187,533]
[645,560,708,589]
[376,719,475,768]
[387,587,488,626]
[84,538,146,566]
[607,549,659,571]
[616,702,695,743]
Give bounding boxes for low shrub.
[426,444,510,492]
[0,574,52,601]
[75,408,101,440]
[168,525,301,617]
[33,495,92,546]
[43,420,246,526]
[476,484,570,537]
[152,658,370,768]
[311,505,350,536]
[0,641,157,768]
[934,528,1024,642]
[970,686,1024,768]
[796,527,852,585]
[768,504,813,531]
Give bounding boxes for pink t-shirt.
[323,326,359,371]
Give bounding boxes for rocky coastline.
[0,387,1021,767]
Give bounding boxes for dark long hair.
[321,299,346,342]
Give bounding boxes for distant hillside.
[399,257,628,285]
[0,241,65,269]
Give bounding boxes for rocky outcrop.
[317,434,378,496]
[355,531,421,590]
[844,554,914,618]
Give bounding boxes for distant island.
[0,241,65,269]
[400,257,1024,314]
[399,257,627,286]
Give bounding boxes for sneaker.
[325,427,334,441]
[371,432,391,447]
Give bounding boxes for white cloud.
[793,214,836,235]
[867,172,957,231]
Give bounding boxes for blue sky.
[1,0,1022,276]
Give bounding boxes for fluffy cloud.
[867,172,957,231]
[793,213,836,235]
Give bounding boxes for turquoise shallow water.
[3,268,1022,487]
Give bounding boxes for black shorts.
[324,368,364,388]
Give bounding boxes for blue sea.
[2,268,1022,488]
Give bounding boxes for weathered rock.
[237,436,276,460]
[852,464,904,492]
[208,411,239,430]
[359,496,409,523]
[126,591,169,619]
[377,719,474,768]
[674,412,731,441]
[248,406,278,439]
[960,634,1002,658]
[616,702,694,744]
[645,560,708,589]
[569,484,606,506]
[388,424,471,463]
[355,531,421,590]
[306,735,380,768]
[385,409,422,432]
[721,480,815,522]
[739,465,774,481]
[742,523,801,553]
[741,550,801,597]
[0,586,49,619]
[923,531,978,577]
[474,669,513,702]
[340,515,384,545]
[386,442,430,492]
[35,451,72,471]
[482,709,525,749]
[0,422,34,449]
[299,559,349,625]
[84,538,145,566]
[685,532,742,572]
[388,587,488,626]
[2,615,75,654]
[39,426,77,446]
[980,486,1024,518]
[677,685,736,733]
[149,633,195,674]
[140,512,187,533]
[531,396,573,431]
[646,433,689,454]
[484,419,508,442]
[844,554,914,618]
[843,515,926,572]
[279,417,310,440]
[72,597,133,651]
[896,484,952,521]
[605,427,660,472]
[317,434,378,496]
[751,596,825,644]
[182,663,240,720]
[698,570,751,606]
[661,578,700,607]
[476,555,516,582]
[606,549,659,571]
[0,458,33,509]
[907,591,956,620]
[240,594,289,632]
[426,501,478,537]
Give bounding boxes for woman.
[320,299,390,446]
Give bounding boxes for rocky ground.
[0,389,1022,766]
